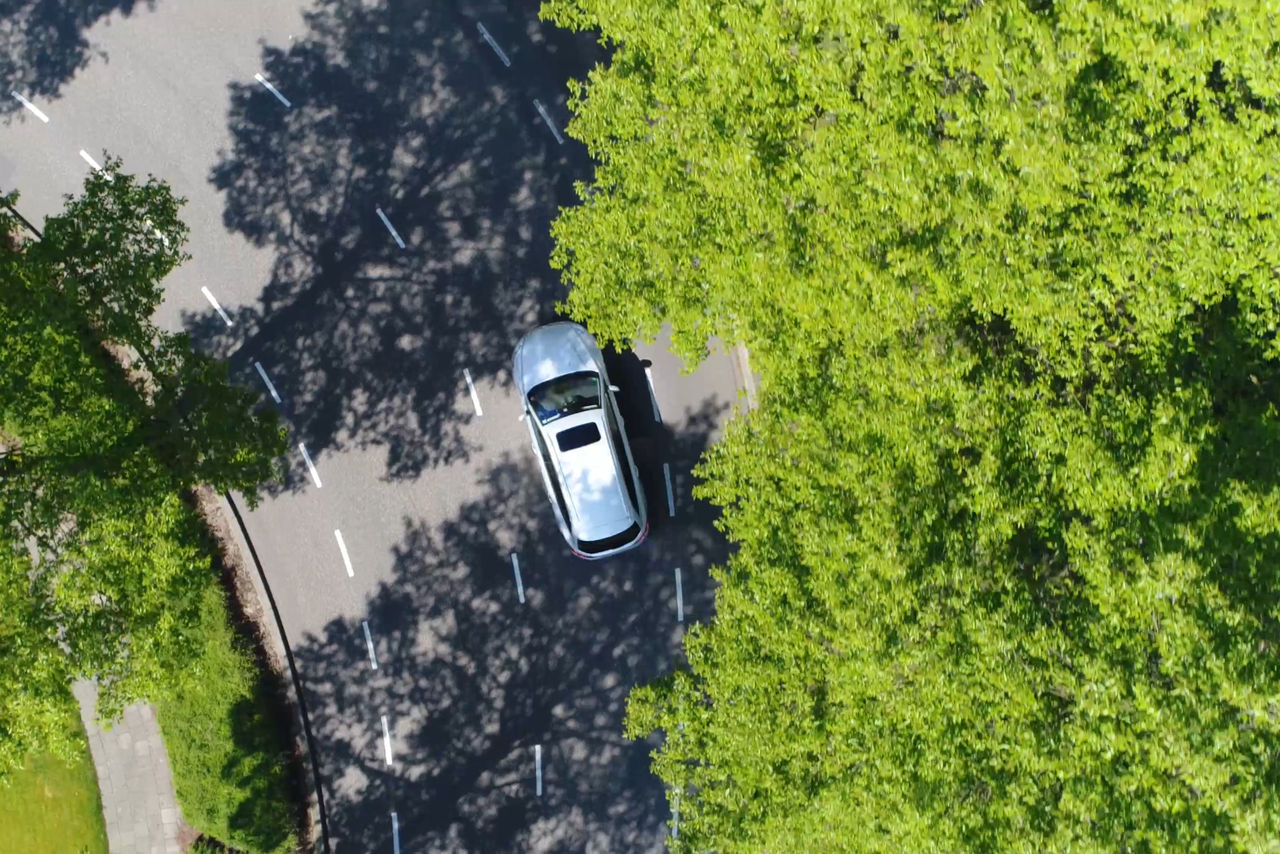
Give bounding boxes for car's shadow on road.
[290,396,728,853]
[183,0,605,492]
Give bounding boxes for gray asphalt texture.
[2,1,745,851]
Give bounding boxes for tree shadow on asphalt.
[0,0,150,116]
[221,684,307,853]
[290,396,729,853]
[185,0,605,492]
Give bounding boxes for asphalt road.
[2,1,745,851]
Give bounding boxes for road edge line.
[213,488,332,853]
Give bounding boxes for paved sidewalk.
[73,680,184,854]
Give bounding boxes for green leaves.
[0,167,283,776]
[32,157,189,355]
[547,0,1280,849]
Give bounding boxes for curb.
[205,488,331,853]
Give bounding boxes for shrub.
[157,583,299,854]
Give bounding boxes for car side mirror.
[639,359,653,368]
[610,384,621,393]
[518,411,528,422]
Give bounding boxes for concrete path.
[73,680,184,854]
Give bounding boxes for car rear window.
[556,422,601,452]
[578,522,642,555]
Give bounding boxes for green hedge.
[157,582,299,854]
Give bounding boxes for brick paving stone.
[73,681,184,854]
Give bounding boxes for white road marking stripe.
[644,366,662,423]
[476,23,511,67]
[79,149,103,172]
[375,206,406,249]
[533,99,565,145]
[535,744,543,796]
[463,368,484,416]
[511,553,525,604]
[143,217,170,248]
[253,360,282,403]
[391,811,400,854]
[664,463,675,517]
[12,91,49,122]
[200,286,234,326]
[299,442,322,487]
[362,620,378,670]
[381,714,394,765]
[674,567,684,623]
[253,72,292,108]
[334,529,355,577]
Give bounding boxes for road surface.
[1,1,747,850]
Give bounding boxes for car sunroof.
[556,422,602,452]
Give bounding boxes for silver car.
[513,322,649,559]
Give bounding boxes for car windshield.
[528,371,601,425]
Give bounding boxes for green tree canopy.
[0,164,285,774]
[544,0,1280,849]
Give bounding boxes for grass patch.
[157,582,300,854]
[0,696,108,854]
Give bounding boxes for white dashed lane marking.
[391,811,400,854]
[381,714,394,765]
[375,206,406,249]
[535,744,543,796]
[664,463,675,517]
[11,91,49,122]
[510,553,525,604]
[79,149,104,173]
[533,99,565,145]
[476,22,511,67]
[674,567,684,623]
[200,286,233,326]
[253,72,292,108]
[298,442,322,488]
[143,217,170,248]
[463,368,484,416]
[334,529,355,578]
[253,360,282,403]
[362,621,378,670]
[644,365,662,423]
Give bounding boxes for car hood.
[514,322,597,394]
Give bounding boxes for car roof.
[544,410,633,540]
[514,322,597,394]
